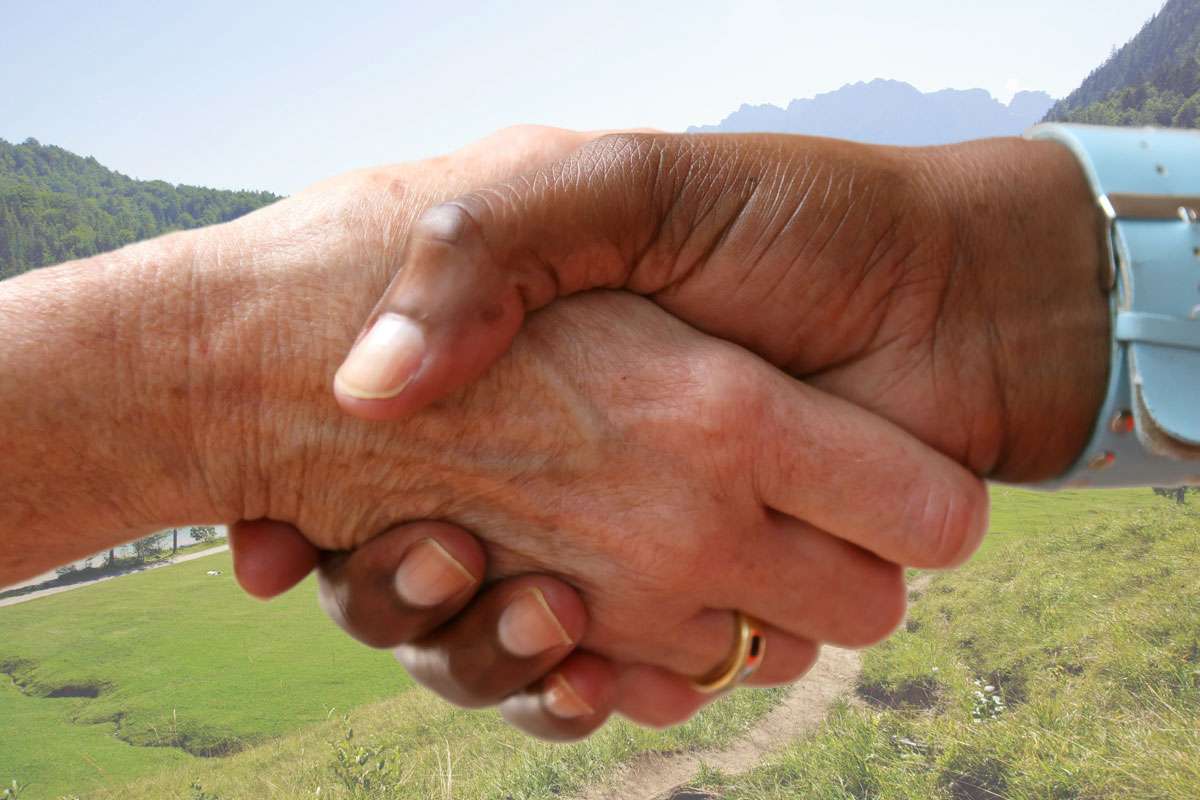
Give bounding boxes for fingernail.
[393,539,475,607]
[543,673,594,719]
[334,313,426,400]
[497,588,573,657]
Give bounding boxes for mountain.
[0,138,278,280]
[1045,0,1200,127]
[688,79,1054,144]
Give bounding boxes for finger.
[395,575,585,708]
[753,373,989,569]
[613,664,710,729]
[591,610,818,689]
[332,132,720,420]
[317,521,486,649]
[738,624,819,687]
[710,520,909,649]
[678,616,817,685]
[497,651,617,742]
[229,519,321,600]
[500,630,814,741]
[612,630,818,730]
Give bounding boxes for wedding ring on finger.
[689,611,765,694]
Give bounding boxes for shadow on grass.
[663,790,719,800]
[3,662,244,758]
[942,758,1010,800]
[46,684,101,698]
[856,676,939,710]
[1,659,108,700]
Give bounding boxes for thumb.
[332,133,747,420]
[229,520,321,600]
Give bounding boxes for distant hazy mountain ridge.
[689,79,1054,144]
[0,138,278,280]
[1044,0,1200,128]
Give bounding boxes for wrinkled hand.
[295,128,1111,737]
[218,287,979,663]
[226,297,984,739]
[179,128,986,736]
[331,132,1110,483]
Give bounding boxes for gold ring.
[689,612,766,694]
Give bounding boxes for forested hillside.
[1045,0,1200,127]
[0,138,278,280]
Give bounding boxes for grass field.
[0,553,406,798]
[98,675,786,800]
[980,485,1162,551]
[692,494,1200,799]
[0,487,1189,799]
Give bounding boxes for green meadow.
[695,493,1200,799]
[981,485,1162,550]
[0,487,1193,799]
[0,554,406,798]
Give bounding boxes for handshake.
[0,126,1110,741]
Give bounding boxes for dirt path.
[0,545,229,608]
[575,574,933,800]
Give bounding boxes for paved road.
[0,545,229,608]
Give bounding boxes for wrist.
[916,137,1111,482]
[0,231,237,581]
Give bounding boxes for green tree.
[131,532,168,563]
[1045,0,1200,130]
[188,525,220,544]
[0,138,279,279]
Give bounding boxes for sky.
[0,0,1169,194]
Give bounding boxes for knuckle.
[691,343,769,430]
[581,131,667,169]
[645,342,768,482]
[921,477,989,568]
[394,644,481,707]
[317,571,419,650]
[404,640,511,709]
[575,132,691,206]
[351,625,409,650]
[411,201,477,246]
[579,133,758,293]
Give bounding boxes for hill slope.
[689,79,1054,144]
[699,495,1200,800]
[0,138,278,280]
[40,489,1182,800]
[1045,0,1200,127]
